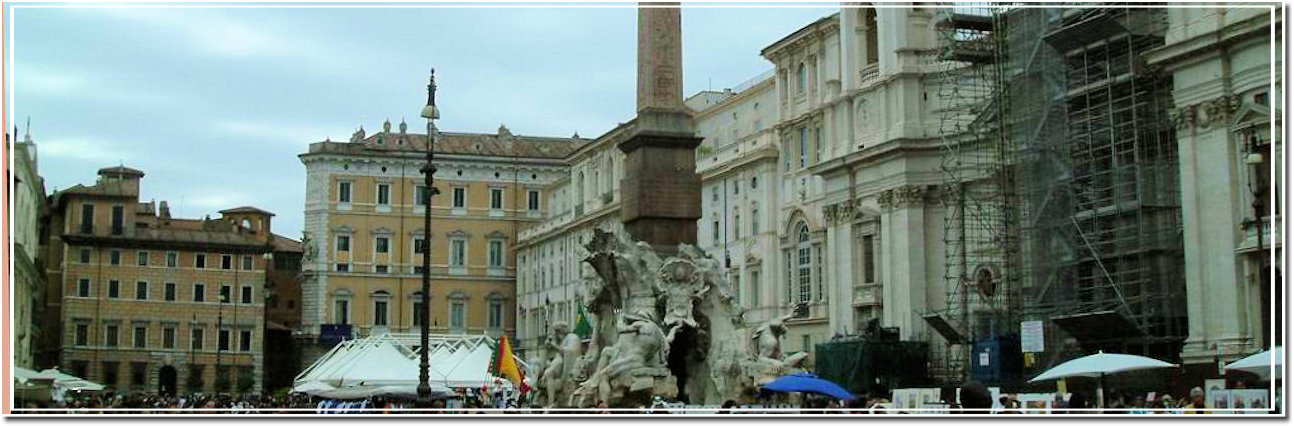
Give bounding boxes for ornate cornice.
[1171,94,1243,131]
[877,185,932,210]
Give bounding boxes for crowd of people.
[13,382,1278,415]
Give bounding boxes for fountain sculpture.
[531,229,809,408]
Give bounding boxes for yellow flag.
[496,335,523,387]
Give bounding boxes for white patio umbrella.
[1030,351,1178,408]
[1226,346,1283,381]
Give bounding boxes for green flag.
[573,304,593,340]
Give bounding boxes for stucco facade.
[42,166,272,394]
[298,121,581,364]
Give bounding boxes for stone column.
[878,186,930,340]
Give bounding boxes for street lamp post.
[417,68,441,407]
[1245,130,1269,348]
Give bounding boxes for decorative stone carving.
[552,229,807,407]
[1172,94,1244,130]
[878,185,929,209]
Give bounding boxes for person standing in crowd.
[1066,392,1088,414]
[958,381,993,414]
[1182,387,1207,414]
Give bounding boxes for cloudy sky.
[9,3,834,236]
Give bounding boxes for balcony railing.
[858,63,880,88]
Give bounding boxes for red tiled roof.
[220,206,276,216]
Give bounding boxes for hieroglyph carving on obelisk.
[637,3,685,113]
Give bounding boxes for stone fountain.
[530,229,809,408]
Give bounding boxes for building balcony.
[853,283,882,307]
[1238,215,1281,253]
[858,63,880,88]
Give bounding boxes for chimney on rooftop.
[159,201,171,219]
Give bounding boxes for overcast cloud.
[9,4,834,236]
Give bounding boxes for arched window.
[796,63,807,94]
[796,222,812,304]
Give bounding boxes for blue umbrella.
[761,372,854,401]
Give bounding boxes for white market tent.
[35,368,105,392]
[293,333,522,398]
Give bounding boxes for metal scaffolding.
[929,5,1020,385]
[930,6,1188,384]
[1023,7,1186,366]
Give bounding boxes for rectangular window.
[412,300,426,327]
[488,300,503,329]
[451,240,466,266]
[528,190,540,211]
[108,280,120,298]
[110,250,121,265]
[416,185,430,206]
[239,330,252,352]
[75,324,89,346]
[132,362,147,386]
[815,126,822,163]
[712,220,720,243]
[490,188,503,209]
[220,285,231,304]
[751,270,761,307]
[375,265,389,274]
[79,248,91,264]
[106,325,119,347]
[137,251,149,266]
[80,204,94,233]
[752,208,760,235]
[335,263,350,272]
[166,252,178,268]
[374,300,389,326]
[111,205,124,235]
[165,283,176,301]
[338,181,352,203]
[862,235,876,284]
[816,245,824,301]
[78,279,91,297]
[134,326,147,348]
[377,183,391,205]
[375,237,390,254]
[335,300,350,325]
[453,187,466,208]
[802,335,812,353]
[798,246,812,304]
[195,254,206,269]
[242,255,253,270]
[135,281,148,300]
[221,255,232,270]
[450,301,465,329]
[489,240,504,267]
[413,237,427,254]
[218,329,230,351]
[735,213,741,239]
[798,128,808,169]
[163,327,176,349]
[193,283,206,302]
[191,328,205,350]
[336,235,350,252]
[241,286,253,304]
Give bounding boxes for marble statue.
[545,229,812,407]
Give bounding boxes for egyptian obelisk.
[619,3,703,251]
